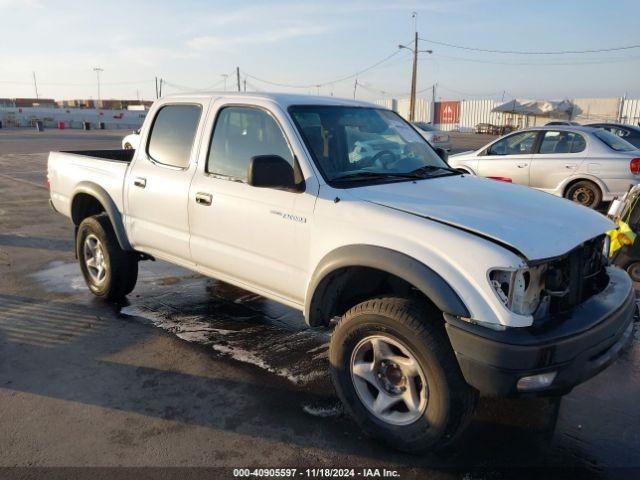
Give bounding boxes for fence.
[378,96,640,131]
[0,106,147,130]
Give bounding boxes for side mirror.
[248,155,296,190]
[435,147,448,163]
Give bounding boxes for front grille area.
[545,235,609,314]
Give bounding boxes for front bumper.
[444,267,636,396]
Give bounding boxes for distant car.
[546,121,581,126]
[449,126,640,209]
[122,129,141,150]
[585,123,640,149]
[412,122,452,153]
[474,123,515,135]
[475,123,494,134]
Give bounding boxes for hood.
[349,175,614,261]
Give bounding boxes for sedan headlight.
[489,265,547,316]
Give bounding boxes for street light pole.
[93,67,104,102]
[398,42,433,122]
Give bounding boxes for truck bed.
[48,149,133,220]
[61,149,135,163]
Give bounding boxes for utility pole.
[155,77,158,99]
[221,74,229,91]
[32,71,39,100]
[93,67,104,101]
[236,67,241,92]
[399,13,432,122]
[243,78,247,92]
[159,78,163,98]
[353,78,358,100]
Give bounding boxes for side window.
[611,128,629,138]
[207,106,294,181]
[147,105,202,168]
[487,131,538,156]
[539,131,586,154]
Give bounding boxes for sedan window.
[538,131,586,154]
[487,131,538,156]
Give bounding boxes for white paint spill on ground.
[302,403,343,418]
[30,261,88,293]
[35,260,331,388]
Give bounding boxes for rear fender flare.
[71,181,133,251]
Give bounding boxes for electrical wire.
[243,43,412,89]
[420,38,640,55]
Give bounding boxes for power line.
[243,44,410,89]
[428,52,640,66]
[420,37,640,55]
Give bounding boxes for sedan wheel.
[566,180,601,209]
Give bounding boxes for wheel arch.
[561,175,606,198]
[71,181,133,251]
[304,245,469,327]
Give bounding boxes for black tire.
[329,297,477,453]
[626,261,640,282]
[565,180,602,209]
[76,213,138,300]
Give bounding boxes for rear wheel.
[626,261,640,282]
[565,180,601,209]
[76,213,138,300]
[329,297,477,453]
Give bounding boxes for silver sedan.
[448,126,640,208]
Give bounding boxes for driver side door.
[477,131,541,185]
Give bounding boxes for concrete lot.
[0,128,639,478]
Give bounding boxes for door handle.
[517,163,528,168]
[565,164,577,169]
[133,177,146,188]
[195,192,212,206]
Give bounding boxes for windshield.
[289,106,451,186]
[593,129,636,151]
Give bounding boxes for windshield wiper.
[409,165,462,177]
[331,171,424,183]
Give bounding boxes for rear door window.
[147,105,202,168]
[538,131,586,154]
[593,129,635,152]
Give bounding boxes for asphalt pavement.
[0,128,638,479]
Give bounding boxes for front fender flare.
[71,181,133,251]
[305,245,469,326]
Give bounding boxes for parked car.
[545,121,581,126]
[412,122,452,153]
[449,126,640,209]
[48,93,635,453]
[474,123,515,135]
[585,123,640,149]
[122,129,141,150]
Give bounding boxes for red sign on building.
[434,101,460,124]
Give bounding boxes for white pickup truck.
[48,93,635,452]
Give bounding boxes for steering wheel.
[371,150,397,169]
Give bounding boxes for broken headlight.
[489,265,547,316]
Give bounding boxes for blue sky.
[1,0,639,102]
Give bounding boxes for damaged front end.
[489,235,609,321]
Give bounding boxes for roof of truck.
[162,91,380,108]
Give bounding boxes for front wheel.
[76,213,139,300]
[329,297,477,453]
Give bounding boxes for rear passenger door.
[529,130,587,192]
[477,131,539,185]
[125,101,207,263]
